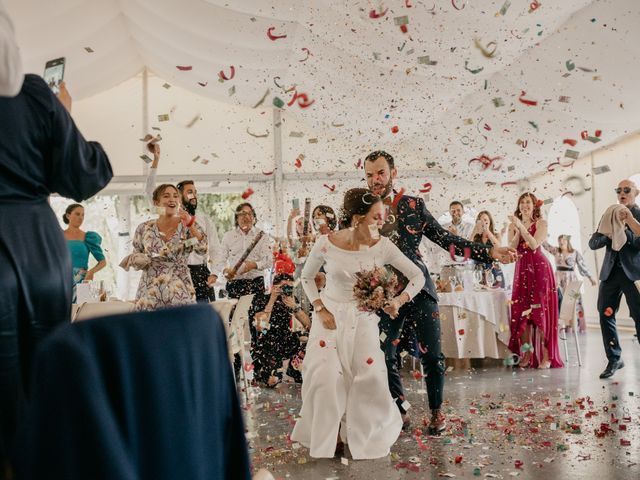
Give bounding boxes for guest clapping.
[123,184,207,310]
[469,210,505,288]
[508,193,563,369]
[62,204,107,301]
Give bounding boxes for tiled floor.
[246,328,639,479]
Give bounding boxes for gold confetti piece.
[463,118,473,125]
[252,89,270,108]
[394,15,409,26]
[84,47,94,53]
[492,97,505,107]
[192,156,200,163]
[289,131,304,137]
[157,114,170,122]
[140,154,153,164]
[186,115,200,128]
[228,85,236,96]
[201,159,209,165]
[308,138,318,143]
[564,149,579,160]
[162,83,171,89]
[418,55,437,65]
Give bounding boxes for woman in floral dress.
[123,184,207,310]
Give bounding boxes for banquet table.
[438,289,512,359]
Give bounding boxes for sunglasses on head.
[615,187,633,194]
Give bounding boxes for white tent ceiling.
[6,0,640,183]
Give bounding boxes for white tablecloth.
[438,290,511,359]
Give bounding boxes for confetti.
[474,38,497,58]
[162,83,171,89]
[391,125,399,134]
[84,47,94,53]
[298,47,312,62]
[252,89,270,108]
[451,0,466,10]
[566,60,575,71]
[295,154,305,168]
[419,183,432,193]
[369,8,388,19]
[175,65,192,71]
[218,66,235,82]
[287,91,315,108]
[267,27,287,41]
[519,91,538,106]
[558,95,570,103]
[157,114,170,122]
[604,307,613,316]
[140,154,153,164]
[564,149,579,160]
[498,0,512,15]
[366,357,374,365]
[246,128,269,138]
[273,97,285,108]
[464,61,484,74]
[241,188,254,200]
[492,97,505,107]
[323,184,336,192]
[418,56,438,65]
[319,340,326,347]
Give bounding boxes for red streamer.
[298,47,312,62]
[176,65,192,71]
[287,91,315,108]
[469,154,503,171]
[323,183,336,192]
[451,0,466,10]
[267,27,287,41]
[218,66,235,81]
[368,8,388,18]
[241,188,254,199]
[392,188,405,209]
[563,139,577,146]
[519,90,538,106]
[419,182,432,193]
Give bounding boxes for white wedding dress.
[291,235,424,459]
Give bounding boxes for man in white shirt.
[215,202,272,299]
[177,180,221,302]
[0,0,23,96]
[440,201,474,282]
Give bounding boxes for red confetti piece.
[418,342,428,354]
[197,81,208,87]
[563,139,578,146]
[455,455,463,464]
[287,91,315,108]
[620,439,631,446]
[218,66,235,81]
[298,47,312,62]
[547,161,560,172]
[176,65,192,71]
[529,1,541,12]
[413,370,423,380]
[604,307,614,316]
[581,130,589,140]
[294,155,303,169]
[595,129,602,137]
[419,182,432,193]
[400,24,408,33]
[469,154,502,171]
[405,0,413,7]
[500,181,518,187]
[515,460,524,469]
[519,90,538,106]
[391,125,399,134]
[458,329,465,335]
[391,188,405,209]
[241,188,254,200]
[262,170,274,176]
[319,340,326,348]
[323,183,336,192]
[484,123,492,131]
[369,8,388,18]
[391,338,401,346]
[354,158,362,169]
[366,357,374,365]
[451,0,466,10]
[267,27,287,41]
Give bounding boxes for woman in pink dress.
[508,192,564,369]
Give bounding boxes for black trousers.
[598,265,640,362]
[379,290,445,413]
[226,277,265,300]
[188,264,215,302]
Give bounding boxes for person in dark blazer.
[0,76,112,476]
[18,304,251,480]
[589,179,640,379]
[363,151,516,434]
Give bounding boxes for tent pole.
[273,108,283,237]
[142,67,149,177]
[590,152,599,279]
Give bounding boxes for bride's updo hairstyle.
[339,188,382,229]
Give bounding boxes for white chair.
[558,280,583,366]
[210,299,238,363]
[73,301,134,322]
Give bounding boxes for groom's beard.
[371,179,393,199]
[183,199,197,216]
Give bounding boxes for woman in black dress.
[0,77,112,473]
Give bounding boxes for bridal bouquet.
[353,266,398,312]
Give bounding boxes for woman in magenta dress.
[508,192,563,369]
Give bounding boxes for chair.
[210,299,238,362]
[72,301,134,322]
[558,280,583,366]
[228,295,254,403]
[20,304,251,480]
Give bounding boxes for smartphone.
[292,198,300,210]
[44,57,65,94]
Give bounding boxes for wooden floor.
[245,328,639,479]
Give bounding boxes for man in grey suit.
[589,179,640,378]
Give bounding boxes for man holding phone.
[0,0,23,96]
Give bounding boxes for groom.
[364,151,516,434]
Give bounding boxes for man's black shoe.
[599,360,624,379]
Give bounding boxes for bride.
[291,188,424,459]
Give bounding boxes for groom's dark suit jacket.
[589,204,640,282]
[382,194,494,302]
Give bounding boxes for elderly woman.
[122,184,207,310]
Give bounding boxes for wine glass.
[485,271,495,288]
